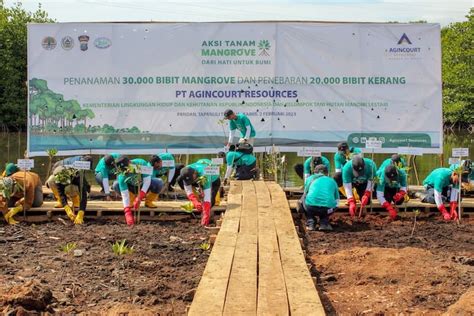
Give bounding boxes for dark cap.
[312,157,323,167]
[337,142,349,152]
[462,159,472,172]
[116,156,130,171]
[149,155,162,165]
[217,151,226,159]
[314,164,328,175]
[391,154,402,165]
[81,155,93,163]
[352,156,365,177]
[384,165,398,181]
[179,167,196,185]
[104,154,116,167]
[224,109,234,118]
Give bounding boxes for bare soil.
[0,216,210,315]
[303,212,474,315]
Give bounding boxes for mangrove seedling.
[59,242,77,254]
[45,148,58,179]
[111,239,134,293]
[112,239,135,256]
[199,242,211,251]
[410,209,421,238]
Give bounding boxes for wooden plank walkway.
[189,181,325,316]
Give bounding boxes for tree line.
[0,2,472,130]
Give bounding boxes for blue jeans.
[95,172,116,192]
[112,177,163,194]
[301,197,334,226]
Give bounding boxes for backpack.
[236,143,253,155]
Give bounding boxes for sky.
[5,0,472,25]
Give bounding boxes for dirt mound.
[313,247,473,315]
[0,280,54,313]
[444,287,474,315]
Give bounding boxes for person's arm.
[334,154,342,173]
[376,190,386,205]
[102,178,110,195]
[141,175,151,193]
[228,129,236,144]
[343,182,353,198]
[184,183,202,211]
[244,125,251,139]
[167,168,175,184]
[101,168,111,195]
[224,165,234,179]
[449,186,459,203]
[303,158,311,180]
[433,188,444,208]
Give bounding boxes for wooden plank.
[189,181,242,315]
[254,181,289,316]
[223,181,258,315]
[188,230,238,315]
[28,201,227,213]
[267,182,325,316]
[220,182,242,233]
[287,199,474,210]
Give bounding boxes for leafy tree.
[0,1,53,130]
[441,8,474,126]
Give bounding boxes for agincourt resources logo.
[385,33,421,58]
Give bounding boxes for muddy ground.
[302,212,474,315]
[0,216,210,315]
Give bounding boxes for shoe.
[296,200,304,214]
[306,219,316,231]
[319,223,333,231]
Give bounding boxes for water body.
[0,132,472,187]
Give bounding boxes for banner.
[27,22,442,156]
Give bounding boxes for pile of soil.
[0,215,210,314]
[303,213,474,315]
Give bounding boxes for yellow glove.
[64,205,76,222]
[74,210,84,225]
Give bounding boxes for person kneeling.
[1,171,43,225]
[178,160,221,226]
[48,166,90,224]
[223,146,257,183]
[113,157,163,226]
[299,164,339,231]
[376,165,407,220]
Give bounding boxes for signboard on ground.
[17,159,34,170]
[452,148,469,157]
[204,166,220,176]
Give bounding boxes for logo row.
[41,36,112,51]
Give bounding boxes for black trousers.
[235,162,257,180]
[381,186,404,205]
[169,164,184,189]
